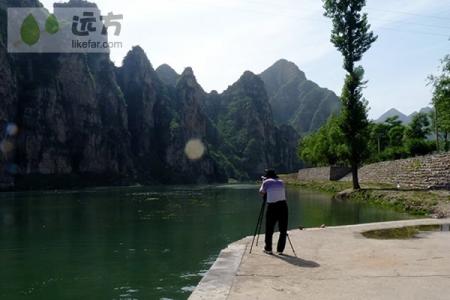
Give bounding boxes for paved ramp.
[190,219,450,300]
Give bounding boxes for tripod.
[249,195,297,257]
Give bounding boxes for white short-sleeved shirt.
[259,178,286,203]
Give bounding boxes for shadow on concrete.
[274,254,320,268]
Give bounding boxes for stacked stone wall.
[342,153,450,189]
[298,153,450,190]
[297,167,330,181]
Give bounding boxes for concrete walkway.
[189,219,450,300]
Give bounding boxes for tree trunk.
[435,108,440,151]
[377,136,381,154]
[351,162,360,190]
[445,131,449,152]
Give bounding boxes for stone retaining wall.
[297,167,330,181]
[297,166,352,181]
[341,153,450,189]
[298,152,450,190]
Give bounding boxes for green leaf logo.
[20,14,40,46]
[45,14,59,35]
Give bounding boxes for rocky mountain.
[0,0,307,190]
[375,108,410,124]
[409,107,433,121]
[112,46,235,183]
[375,107,433,124]
[0,3,17,188]
[1,0,136,189]
[205,71,299,178]
[116,46,169,181]
[260,59,341,135]
[155,64,180,87]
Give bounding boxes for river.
[0,184,413,299]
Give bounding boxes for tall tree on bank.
[323,0,377,189]
[429,55,450,151]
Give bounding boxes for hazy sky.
[42,0,450,119]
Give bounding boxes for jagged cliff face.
[218,72,277,177]
[260,59,341,135]
[0,0,133,188]
[11,52,133,186]
[0,18,17,188]
[0,0,303,189]
[163,68,227,183]
[156,64,180,87]
[0,39,16,125]
[274,125,302,173]
[206,71,300,178]
[117,46,168,180]
[117,48,229,183]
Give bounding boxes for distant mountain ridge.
[375,107,433,124]
[259,59,341,135]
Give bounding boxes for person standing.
[259,169,288,255]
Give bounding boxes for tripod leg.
[256,204,265,246]
[249,200,266,254]
[286,233,297,257]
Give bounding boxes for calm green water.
[0,184,413,299]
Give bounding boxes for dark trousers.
[265,200,288,252]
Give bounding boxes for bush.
[405,139,436,156]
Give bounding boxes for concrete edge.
[189,218,450,299]
[303,218,450,232]
[188,237,250,300]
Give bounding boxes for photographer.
[259,169,288,255]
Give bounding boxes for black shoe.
[263,249,273,255]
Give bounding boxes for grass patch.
[279,175,352,194]
[345,189,443,216]
[279,173,450,217]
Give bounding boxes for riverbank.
[189,218,450,300]
[279,174,450,218]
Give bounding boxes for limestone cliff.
[206,71,301,178]
[1,0,134,188]
[155,64,180,87]
[117,48,228,183]
[0,0,303,189]
[0,21,17,188]
[260,59,341,135]
[117,46,168,181]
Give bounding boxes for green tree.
[367,116,403,158]
[429,55,450,151]
[403,112,434,156]
[384,116,403,128]
[299,116,346,166]
[367,123,381,156]
[405,112,431,140]
[323,0,377,189]
[388,125,405,147]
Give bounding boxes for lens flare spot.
[6,123,19,136]
[184,139,205,161]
